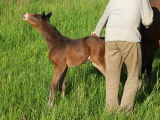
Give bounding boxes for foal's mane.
[51,24,71,40]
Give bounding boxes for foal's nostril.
[22,13,27,20]
[22,16,26,20]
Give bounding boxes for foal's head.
[22,11,52,28]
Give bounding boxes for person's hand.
[91,32,97,36]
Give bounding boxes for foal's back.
[49,36,105,67]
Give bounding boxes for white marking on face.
[23,13,29,20]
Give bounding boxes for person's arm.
[92,2,111,37]
[140,0,153,28]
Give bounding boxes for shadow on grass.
[136,49,160,104]
[64,63,104,94]
[147,49,160,92]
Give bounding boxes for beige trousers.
[105,41,142,112]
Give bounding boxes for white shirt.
[94,0,153,43]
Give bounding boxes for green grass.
[0,0,160,119]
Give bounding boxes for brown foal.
[22,11,106,108]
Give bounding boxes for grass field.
[0,0,160,120]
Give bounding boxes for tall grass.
[0,0,160,120]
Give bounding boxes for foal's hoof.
[46,106,52,110]
[46,102,53,109]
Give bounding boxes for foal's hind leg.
[91,55,106,77]
[59,67,68,98]
[47,64,67,108]
[92,60,106,77]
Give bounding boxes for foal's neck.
[37,22,62,50]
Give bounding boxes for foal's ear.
[46,12,52,19]
[42,11,46,17]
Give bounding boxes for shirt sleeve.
[94,2,111,37]
[140,0,153,28]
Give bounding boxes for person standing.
[91,0,153,113]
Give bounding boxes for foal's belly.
[66,53,89,67]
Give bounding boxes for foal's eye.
[32,16,37,20]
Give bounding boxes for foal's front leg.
[47,64,67,109]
